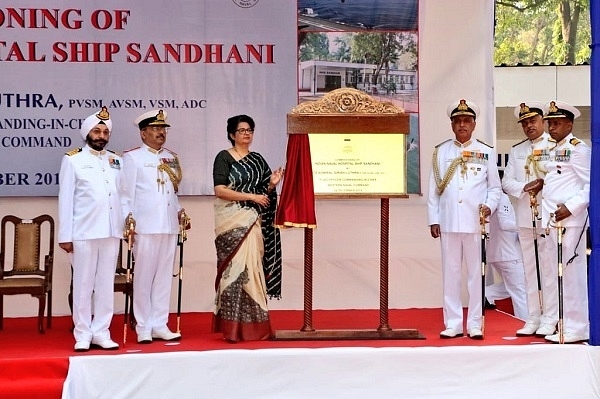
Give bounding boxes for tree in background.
[331,34,352,62]
[299,32,417,70]
[495,0,590,65]
[299,32,329,62]
[350,32,417,85]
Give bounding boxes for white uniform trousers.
[133,234,178,335]
[542,226,589,338]
[440,232,482,332]
[518,226,554,325]
[486,260,528,321]
[71,237,120,343]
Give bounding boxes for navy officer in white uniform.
[119,110,184,343]
[428,99,502,339]
[539,101,590,343]
[485,189,528,321]
[502,102,555,337]
[58,107,123,351]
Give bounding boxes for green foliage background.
[299,32,418,71]
[495,0,591,65]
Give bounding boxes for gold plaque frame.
[287,88,409,198]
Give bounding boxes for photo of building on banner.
[297,0,420,193]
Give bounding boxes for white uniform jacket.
[487,193,522,263]
[502,132,552,228]
[541,133,590,228]
[428,138,502,233]
[58,145,123,242]
[119,144,182,234]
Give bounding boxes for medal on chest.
[525,148,549,178]
[108,157,121,169]
[461,150,487,178]
[156,157,182,193]
[553,149,571,163]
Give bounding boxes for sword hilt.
[124,212,136,250]
[179,211,190,242]
[529,192,539,218]
[479,206,489,238]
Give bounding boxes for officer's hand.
[59,242,73,253]
[124,213,136,232]
[479,204,491,218]
[178,208,191,231]
[554,203,572,222]
[430,224,441,239]
[124,213,136,245]
[523,178,544,196]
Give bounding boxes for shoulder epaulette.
[476,139,493,148]
[163,147,178,156]
[106,149,123,157]
[512,138,528,147]
[435,139,451,148]
[548,138,557,143]
[65,147,82,156]
[570,138,581,146]
[123,147,140,154]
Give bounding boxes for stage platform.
[1,308,598,399]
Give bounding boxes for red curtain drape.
[275,134,317,228]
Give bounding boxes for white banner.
[0,0,297,195]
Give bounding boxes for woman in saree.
[212,114,284,342]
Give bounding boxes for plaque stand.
[273,89,424,340]
[273,199,424,340]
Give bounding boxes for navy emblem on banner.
[233,0,259,8]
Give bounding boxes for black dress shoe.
[484,298,496,310]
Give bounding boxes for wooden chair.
[67,240,135,329]
[0,214,54,333]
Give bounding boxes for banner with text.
[0,0,297,196]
